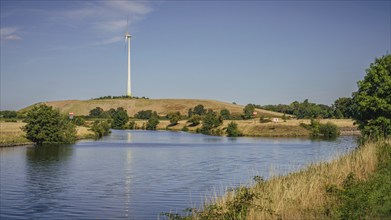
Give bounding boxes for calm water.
[0,130,357,219]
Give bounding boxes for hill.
[20,98,287,118]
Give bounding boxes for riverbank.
[0,121,94,147]
[181,140,390,219]
[154,118,358,137]
[0,119,357,146]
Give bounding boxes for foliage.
[226,121,242,137]
[91,95,149,100]
[351,54,391,139]
[90,120,111,139]
[111,107,129,129]
[0,110,17,118]
[127,120,136,129]
[89,107,105,118]
[23,104,76,144]
[333,97,353,119]
[200,110,223,135]
[167,112,181,126]
[243,104,255,119]
[134,110,154,119]
[301,119,340,139]
[182,125,189,132]
[188,115,202,127]
[259,117,272,123]
[220,108,231,120]
[193,104,206,116]
[72,117,85,126]
[146,114,160,130]
[261,99,335,119]
[328,142,391,219]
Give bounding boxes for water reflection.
[25,145,73,218]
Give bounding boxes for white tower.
[125,32,131,97]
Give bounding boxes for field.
[19,98,286,118]
[0,121,93,147]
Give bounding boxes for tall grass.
[187,140,386,219]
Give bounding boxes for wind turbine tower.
[125,32,132,97]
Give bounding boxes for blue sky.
[1,0,390,110]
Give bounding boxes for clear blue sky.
[1,0,390,110]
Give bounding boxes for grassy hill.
[20,98,287,118]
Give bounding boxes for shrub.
[23,104,77,144]
[146,115,159,130]
[167,112,181,126]
[134,110,154,119]
[220,109,231,120]
[226,121,242,137]
[90,120,111,139]
[111,107,129,129]
[188,115,202,127]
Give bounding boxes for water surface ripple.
[0,130,357,219]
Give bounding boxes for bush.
[146,115,159,130]
[23,104,77,144]
[220,109,231,120]
[243,104,255,119]
[200,110,223,135]
[90,120,111,139]
[111,107,129,129]
[0,110,17,118]
[73,117,85,126]
[308,119,340,139]
[134,110,154,119]
[127,121,136,129]
[188,115,202,126]
[167,112,181,126]
[226,121,242,137]
[182,126,189,132]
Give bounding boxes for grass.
[19,98,286,118]
[0,121,94,146]
[175,140,389,219]
[130,118,356,137]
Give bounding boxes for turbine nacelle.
[125,32,131,40]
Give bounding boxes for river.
[0,130,357,219]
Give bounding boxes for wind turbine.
[125,19,132,97]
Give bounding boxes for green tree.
[23,104,77,144]
[134,110,153,119]
[351,55,391,139]
[193,104,206,115]
[0,110,17,118]
[333,97,353,118]
[220,108,231,120]
[243,104,255,119]
[226,121,242,137]
[200,110,223,135]
[111,107,129,129]
[167,112,181,126]
[146,114,160,130]
[89,107,105,117]
[188,115,202,126]
[90,120,111,139]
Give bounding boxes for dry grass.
[0,121,94,146]
[194,140,380,219]
[0,121,30,145]
[20,98,286,118]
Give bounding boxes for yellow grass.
[0,121,94,146]
[0,121,30,145]
[20,98,286,118]
[194,140,381,219]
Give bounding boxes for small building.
[272,118,279,123]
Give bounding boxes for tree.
[89,107,105,117]
[0,110,17,118]
[193,104,206,115]
[188,115,202,126]
[90,120,111,139]
[243,104,255,119]
[111,107,129,129]
[351,54,391,138]
[134,110,153,119]
[220,108,231,120]
[146,114,160,130]
[23,104,76,144]
[167,112,181,126]
[226,121,242,137]
[200,110,223,135]
[333,97,353,118]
